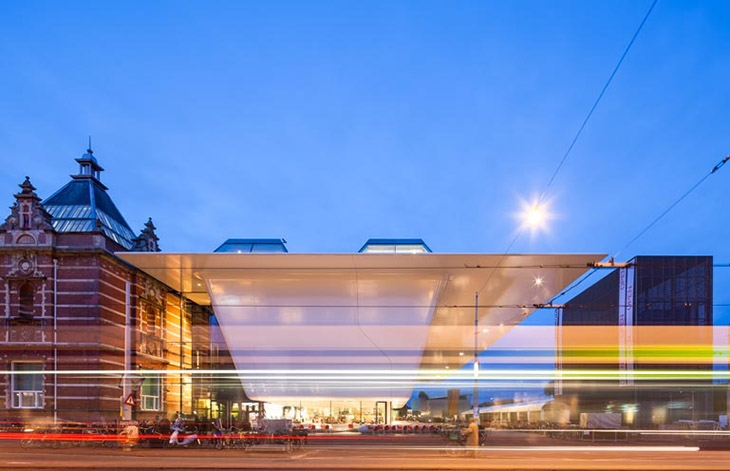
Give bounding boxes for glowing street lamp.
[517,199,552,235]
[523,203,548,229]
[469,199,552,422]
[527,205,544,226]
[469,200,553,421]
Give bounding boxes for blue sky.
[1,1,729,323]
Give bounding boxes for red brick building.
[0,148,213,424]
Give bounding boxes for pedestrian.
[464,417,479,458]
[119,421,139,451]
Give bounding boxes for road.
[2,431,730,470]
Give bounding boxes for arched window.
[18,283,34,319]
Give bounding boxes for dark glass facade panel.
[562,256,712,327]
[634,256,712,326]
[557,256,714,427]
[561,270,619,325]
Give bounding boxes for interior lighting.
[533,275,544,286]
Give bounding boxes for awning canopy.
[118,252,604,407]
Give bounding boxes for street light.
[473,292,479,422]
[517,199,552,236]
[469,199,553,423]
[524,204,546,228]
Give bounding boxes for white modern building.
[119,239,603,417]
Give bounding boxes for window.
[140,374,161,411]
[18,283,34,319]
[11,362,44,409]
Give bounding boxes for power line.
[548,268,602,305]
[478,2,659,297]
[540,0,659,202]
[614,154,730,259]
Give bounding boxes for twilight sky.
[1,0,729,323]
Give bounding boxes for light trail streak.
[1,367,727,380]
[425,445,699,452]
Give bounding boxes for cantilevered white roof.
[118,252,604,408]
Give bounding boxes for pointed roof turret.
[74,146,107,189]
[42,147,136,249]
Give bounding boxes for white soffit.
[118,252,605,405]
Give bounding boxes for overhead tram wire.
[549,154,730,305]
[351,256,394,372]
[181,300,730,309]
[476,0,659,298]
[539,0,659,203]
[613,154,730,260]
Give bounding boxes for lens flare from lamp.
[515,197,553,237]
[524,204,546,229]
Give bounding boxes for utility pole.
[122,281,131,420]
[473,292,479,423]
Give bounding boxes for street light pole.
[473,292,479,423]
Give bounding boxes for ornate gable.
[132,217,161,252]
[0,176,55,247]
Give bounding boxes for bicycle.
[440,428,467,456]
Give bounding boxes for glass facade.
[556,256,715,427]
[634,256,712,326]
[561,256,713,326]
